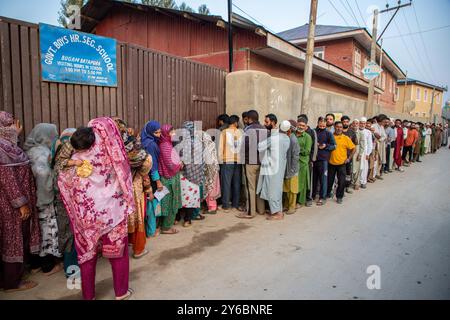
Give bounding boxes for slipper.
[116,288,134,301]
[193,214,206,221]
[44,263,63,277]
[161,228,179,235]
[4,280,38,293]
[133,249,149,260]
[266,214,284,221]
[183,221,192,228]
[31,268,42,275]
[235,213,255,219]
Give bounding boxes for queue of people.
[0,109,448,299]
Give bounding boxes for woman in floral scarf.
[0,112,40,292]
[58,118,135,300]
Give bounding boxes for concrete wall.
[226,70,423,124]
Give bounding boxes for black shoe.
[337,198,343,204]
[345,188,353,194]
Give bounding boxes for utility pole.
[366,1,412,116]
[366,9,378,117]
[301,0,318,115]
[402,71,408,113]
[228,0,233,72]
[430,87,436,123]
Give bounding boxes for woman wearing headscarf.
[58,118,135,300]
[202,130,221,215]
[51,128,79,277]
[177,121,206,227]
[24,123,62,276]
[113,118,153,259]
[0,112,40,292]
[141,121,164,235]
[158,124,183,233]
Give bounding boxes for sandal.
[133,249,149,260]
[44,263,63,277]
[116,288,134,301]
[4,280,38,293]
[316,200,324,206]
[193,214,206,221]
[161,228,179,235]
[183,221,192,228]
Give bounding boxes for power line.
[338,0,360,26]
[345,0,361,27]
[354,0,368,28]
[393,19,427,82]
[383,24,450,39]
[412,1,438,82]
[328,0,350,26]
[231,1,277,34]
[399,9,433,82]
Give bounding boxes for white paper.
[154,186,170,202]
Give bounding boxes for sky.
[0,0,449,104]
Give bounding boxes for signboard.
[39,23,117,87]
[362,61,382,81]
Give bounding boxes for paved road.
[2,149,450,300]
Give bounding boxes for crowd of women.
[0,109,448,300]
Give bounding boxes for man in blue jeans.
[219,115,243,212]
[312,117,336,206]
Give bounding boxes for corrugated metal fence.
[0,16,226,141]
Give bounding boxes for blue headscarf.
[141,120,161,178]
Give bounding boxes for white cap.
[280,120,291,132]
[360,117,367,122]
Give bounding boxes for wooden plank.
[110,88,117,118]
[89,86,96,120]
[10,24,24,130]
[103,87,110,117]
[82,86,89,125]
[29,27,41,125]
[0,22,13,114]
[49,83,59,125]
[74,85,83,127]
[143,50,149,126]
[96,86,104,117]
[66,84,75,129]
[20,25,33,136]
[138,48,144,130]
[41,82,50,123]
[58,84,67,131]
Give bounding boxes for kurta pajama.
[296,132,312,205]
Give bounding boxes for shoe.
[375,176,384,180]
[336,198,343,204]
[417,160,422,163]
[345,188,353,194]
[286,209,296,215]
[306,201,313,207]
[361,184,367,189]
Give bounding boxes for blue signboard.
[39,23,117,87]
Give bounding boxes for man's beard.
[343,125,349,129]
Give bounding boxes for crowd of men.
[217,111,449,220]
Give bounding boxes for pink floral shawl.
[58,117,135,264]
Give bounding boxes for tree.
[179,2,194,13]
[58,0,86,27]
[197,4,210,15]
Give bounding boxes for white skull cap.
[280,120,291,132]
[360,117,367,122]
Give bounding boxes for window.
[381,73,386,90]
[314,47,325,60]
[424,89,428,102]
[416,88,421,101]
[395,87,399,101]
[354,47,361,76]
[436,93,440,103]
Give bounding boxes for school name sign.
[39,23,117,87]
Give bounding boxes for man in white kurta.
[257,121,291,220]
[359,117,373,188]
